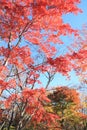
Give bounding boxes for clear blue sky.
[63,0,87,29]
[40,0,87,89]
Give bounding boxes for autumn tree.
[48,86,87,130]
[71,26,87,83]
[0,0,84,130]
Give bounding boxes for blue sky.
[63,0,87,29]
[42,0,87,89]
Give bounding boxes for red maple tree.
[0,0,84,130]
